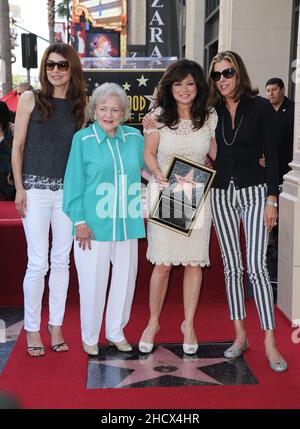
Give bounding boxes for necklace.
[222,115,244,146]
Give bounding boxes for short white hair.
[87,82,130,123]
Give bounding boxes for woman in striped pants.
[208,51,287,372]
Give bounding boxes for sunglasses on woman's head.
[45,60,70,72]
[210,67,235,82]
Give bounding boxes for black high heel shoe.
[48,324,69,352]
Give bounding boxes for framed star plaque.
[149,156,216,236]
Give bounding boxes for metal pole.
[26,68,31,84]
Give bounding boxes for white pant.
[22,189,73,331]
[74,239,138,345]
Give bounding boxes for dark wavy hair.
[155,59,211,130]
[208,51,258,106]
[0,101,10,133]
[36,43,86,129]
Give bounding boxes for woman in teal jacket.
[63,83,145,355]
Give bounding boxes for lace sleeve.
[143,107,161,135]
[207,108,218,138]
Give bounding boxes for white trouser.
[22,189,73,332]
[74,239,138,345]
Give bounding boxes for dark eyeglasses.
[210,67,235,82]
[45,60,70,72]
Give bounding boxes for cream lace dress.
[145,107,218,266]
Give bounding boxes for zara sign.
[146,0,181,58]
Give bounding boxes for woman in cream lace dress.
[139,59,217,355]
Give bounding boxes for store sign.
[146,0,180,58]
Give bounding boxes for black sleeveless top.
[23,97,77,190]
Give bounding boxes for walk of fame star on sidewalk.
[86,343,257,389]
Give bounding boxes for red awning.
[0,90,18,111]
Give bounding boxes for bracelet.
[266,200,278,208]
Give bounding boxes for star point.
[144,87,157,110]
[144,95,156,110]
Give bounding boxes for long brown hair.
[36,43,86,129]
[155,59,211,130]
[208,51,258,107]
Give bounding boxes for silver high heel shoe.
[268,359,288,372]
[224,340,249,359]
[138,325,159,354]
[181,321,198,355]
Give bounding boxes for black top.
[23,97,77,180]
[274,96,294,182]
[0,126,14,196]
[213,95,279,195]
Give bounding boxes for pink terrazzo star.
[93,346,229,388]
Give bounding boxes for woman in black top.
[208,51,287,372]
[0,101,15,201]
[12,43,86,357]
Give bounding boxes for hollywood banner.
[146,0,182,58]
[83,69,164,130]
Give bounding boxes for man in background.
[265,77,294,181]
[265,78,294,290]
[250,78,295,299]
[71,24,86,57]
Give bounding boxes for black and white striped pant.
[210,181,275,331]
